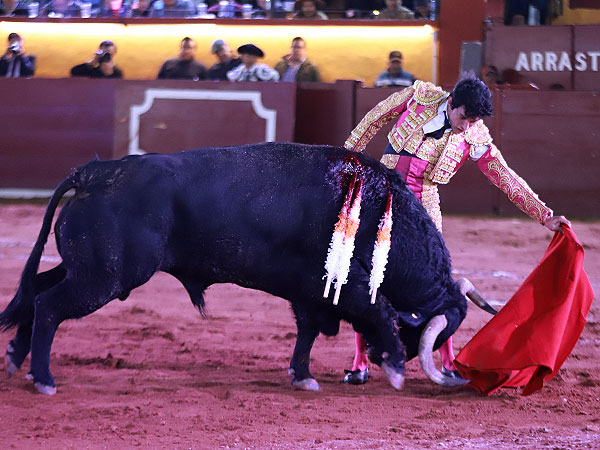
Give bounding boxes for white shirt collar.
[421,99,448,134]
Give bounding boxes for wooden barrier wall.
[1,79,598,219]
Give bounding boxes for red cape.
[454,225,595,396]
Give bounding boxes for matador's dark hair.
[450,72,493,119]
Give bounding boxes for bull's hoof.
[34,382,57,395]
[4,351,18,378]
[343,368,369,385]
[291,377,320,391]
[382,362,405,391]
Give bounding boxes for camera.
[9,41,21,53]
[98,52,112,64]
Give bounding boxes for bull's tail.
[0,174,79,331]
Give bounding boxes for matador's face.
[447,98,480,134]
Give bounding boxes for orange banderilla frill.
[323,173,356,299]
[333,178,363,305]
[369,191,393,304]
[323,175,364,305]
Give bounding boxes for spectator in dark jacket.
[274,37,321,82]
[157,37,206,80]
[0,33,35,78]
[207,39,242,81]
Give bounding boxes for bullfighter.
[343,73,570,384]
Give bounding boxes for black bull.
[1,142,469,394]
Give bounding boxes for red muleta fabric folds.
[454,225,595,396]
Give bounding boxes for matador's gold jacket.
[344,80,553,224]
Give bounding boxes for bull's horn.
[457,278,497,315]
[418,315,469,387]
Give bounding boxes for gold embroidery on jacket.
[464,120,492,146]
[421,184,442,232]
[388,101,439,153]
[485,149,553,224]
[345,86,415,152]
[380,154,400,170]
[413,80,449,106]
[428,133,465,184]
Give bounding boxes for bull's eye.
[411,313,419,319]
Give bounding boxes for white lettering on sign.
[558,52,572,71]
[515,52,530,71]
[575,52,587,71]
[531,52,544,71]
[514,51,600,72]
[589,51,600,71]
[545,52,558,71]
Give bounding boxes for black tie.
[424,111,451,140]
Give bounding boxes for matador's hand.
[544,215,571,232]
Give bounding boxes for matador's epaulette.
[413,80,449,106]
[464,120,493,147]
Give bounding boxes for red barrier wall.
[0,78,115,189]
[1,79,598,219]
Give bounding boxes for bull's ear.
[396,310,426,328]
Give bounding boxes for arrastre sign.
[514,51,600,72]
[484,24,599,90]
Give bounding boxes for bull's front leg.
[336,265,407,390]
[288,303,320,391]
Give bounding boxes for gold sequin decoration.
[485,148,553,224]
[380,154,400,170]
[344,86,416,153]
[388,101,440,154]
[413,80,450,106]
[421,183,443,232]
[428,133,465,184]
[464,120,493,146]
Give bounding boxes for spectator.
[226,44,279,82]
[0,0,28,15]
[0,33,35,78]
[374,50,415,88]
[274,37,322,83]
[375,0,414,20]
[293,0,327,19]
[248,0,286,18]
[132,0,152,16]
[44,0,83,17]
[149,0,195,17]
[207,39,242,81]
[157,37,206,81]
[70,40,123,79]
[414,0,430,19]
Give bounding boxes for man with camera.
[0,33,36,78]
[70,40,123,79]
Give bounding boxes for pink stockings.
[350,332,457,372]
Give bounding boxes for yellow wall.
[553,5,600,24]
[0,21,435,85]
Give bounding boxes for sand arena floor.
[0,203,599,449]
